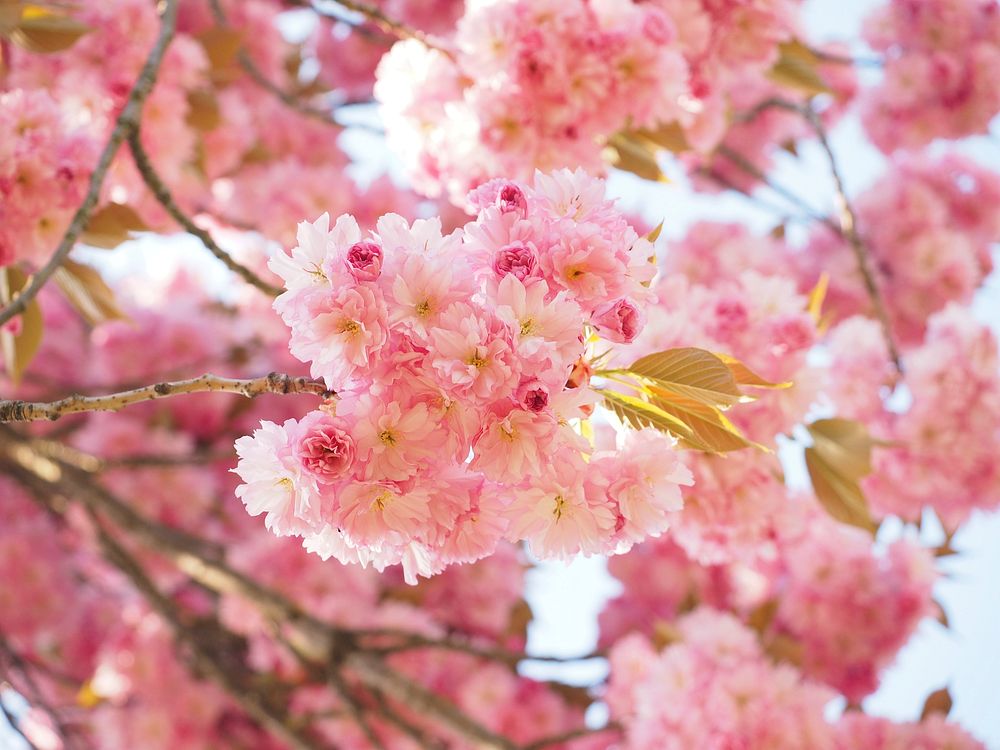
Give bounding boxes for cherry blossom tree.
[0,0,997,748]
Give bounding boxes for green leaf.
[8,5,90,53]
[805,418,877,533]
[767,39,831,97]
[53,259,127,326]
[82,203,147,249]
[602,389,695,440]
[628,347,743,407]
[604,132,667,182]
[0,266,44,386]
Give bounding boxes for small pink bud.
[345,240,383,282]
[642,9,675,45]
[297,419,356,482]
[591,298,645,343]
[496,182,528,216]
[492,242,537,281]
[516,379,550,412]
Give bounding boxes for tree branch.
[800,105,903,373]
[127,132,283,296]
[345,653,519,750]
[523,723,623,750]
[0,0,180,328]
[88,513,335,750]
[207,0,346,129]
[0,372,333,423]
[310,0,453,57]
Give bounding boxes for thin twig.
[328,672,387,750]
[127,132,283,296]
[346,653,519,750]
[354,628,604,665]
[807,46,883,68]
[800,105,904,373]
[207,0,345,128]
[0,372,333,423]
[714,145,841,235]
[311,0,453,57]
[0,0,180,328]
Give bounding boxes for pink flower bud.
[496,182,528,216]
[591,298,645,343]
[516,379,550,412]
[642,9,675,45]
[345,240,383,282]
[492,242,537,281]
[297,418,356,482]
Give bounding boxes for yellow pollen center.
[468,352,487,368]
[566,266,585,280]
[552,495,567,520]
[378,430,397,446]
[339,319,361,336]
[415,300,432,317]
[371,491,392,512]
[519,319,535,336]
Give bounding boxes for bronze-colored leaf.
[764,634,804,666]
[604,132,667,182]
[628,347,743,407]
[82,203,148,249]
[650,387,760,453]
[186,88,222,132]
[921,687,952,720]
[53,259,128,326]
[633,121,690,153]
[0,265,44,386]
[747,599,779,634]
[808,418,874,477]
[603,388,695,441]
[645,220,664,244]
[0,2,22,34]
[9,5,90,53]
[714,353,793,390]
[505,598,533,643]
[807,272,829,325]
[197,27,243,77]
[768,39,831,96]
[805,418,877,533]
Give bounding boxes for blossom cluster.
[799,153,1000,344]
[374,0,809,203]
[234,169,694,582]
[830,307,1000,528]
[861,0,1000,152]
[0,90,98,267]
[601,498,937,701]
[607,607,985,750]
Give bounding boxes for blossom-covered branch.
[0,372,333,423]
[0,0,179,328]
